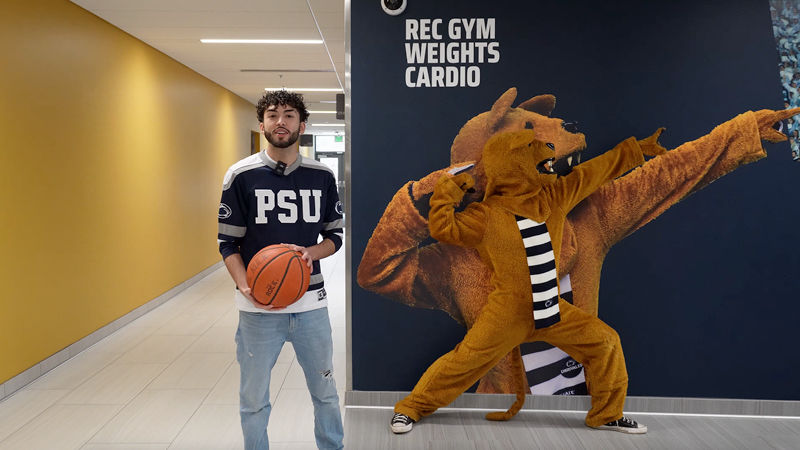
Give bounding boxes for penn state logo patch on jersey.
[317,288,327,301]
[218,203,232,219]
[335,201,343,215]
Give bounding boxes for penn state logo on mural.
[560,358,584,378]
[381,0,406,16]
[218,203,232,219]
[335,200,344,215]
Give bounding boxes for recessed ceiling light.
[319,100,337,103]
[265,88,343,92]
[310,124,344,127]
[308,111,336,114]
[201,39,323,44]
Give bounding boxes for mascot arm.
[429,173,487,247]
[358,180,465,320]
[551,137,646,211]
[587,109,795,250]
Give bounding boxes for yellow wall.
[0,0,256,383]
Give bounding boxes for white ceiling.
[71,0,345,134]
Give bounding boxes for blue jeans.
[235,308,343,450]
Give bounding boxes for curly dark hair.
[256,90,310,123]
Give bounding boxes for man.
[217,90,344,449]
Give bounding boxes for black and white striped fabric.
[520,274,588,395]
[516,216,561,329]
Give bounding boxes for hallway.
[0,247,347,449]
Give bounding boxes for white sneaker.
[390,412,415,434]
[592,416,647,434]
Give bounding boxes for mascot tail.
[485,346,527,421]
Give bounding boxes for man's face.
[260,103,306,149]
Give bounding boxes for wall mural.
[351,0,800,401]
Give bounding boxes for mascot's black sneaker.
[390,412,415,434]
[592,416,647,434]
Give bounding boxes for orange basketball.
[246,244,311,308]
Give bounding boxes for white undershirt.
[234,287,328,314]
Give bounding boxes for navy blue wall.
[351,0,799,399]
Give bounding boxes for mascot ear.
[518,94,556,117]
[487,87,518,130]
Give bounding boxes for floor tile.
[149,352,233,390]
[269,363,292,402]
[59,362,166,405]
[168,404,243,450]
[151,303,228,336]
[115,335,196,364]
[82,444,169,449]
[126,304,184,329]
[282,359,307,390]
[332,352,346,392]
[331,326,346,354]
[270,443,318,450]
[26,350,121,391]
[88,325,157,355]
[89,389,207,444]
[202,361,241,406]
[0,404,120,450]
[269,389,316,443]
[212,306,240,328]
[204,361,290,406]
[185,326,236,353]
[277,342,296,364]
[0,389,69,441]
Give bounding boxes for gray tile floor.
[4,244,800,449]
[0,248,346,450]
[345,407,800,449]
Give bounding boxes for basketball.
[246,244,311,308]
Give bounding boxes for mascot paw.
[637,127,668,157]
[755,107,800,143]
[451,172,476,193]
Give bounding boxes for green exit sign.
[335,136,343,142]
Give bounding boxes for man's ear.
[299,121,306,135]
[259,122,266,134]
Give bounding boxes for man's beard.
[265,127,301,148]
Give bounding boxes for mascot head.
[482,129,559,201]
[451,88,586,190]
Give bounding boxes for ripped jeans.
[236,308,343,450]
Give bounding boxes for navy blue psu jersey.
[218,152,343,295]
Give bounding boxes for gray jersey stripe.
[299,156,335,176]
[324,219,344,230]
[219,223,247,237]
[222,153,264,190]
[325,231,343,243]
[310,273,324,285]
[260,150,304,175]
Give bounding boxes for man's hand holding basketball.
[223,253,278,310]
[239,284,278,310]
[282,238,337,269]
[282,243,314,269]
